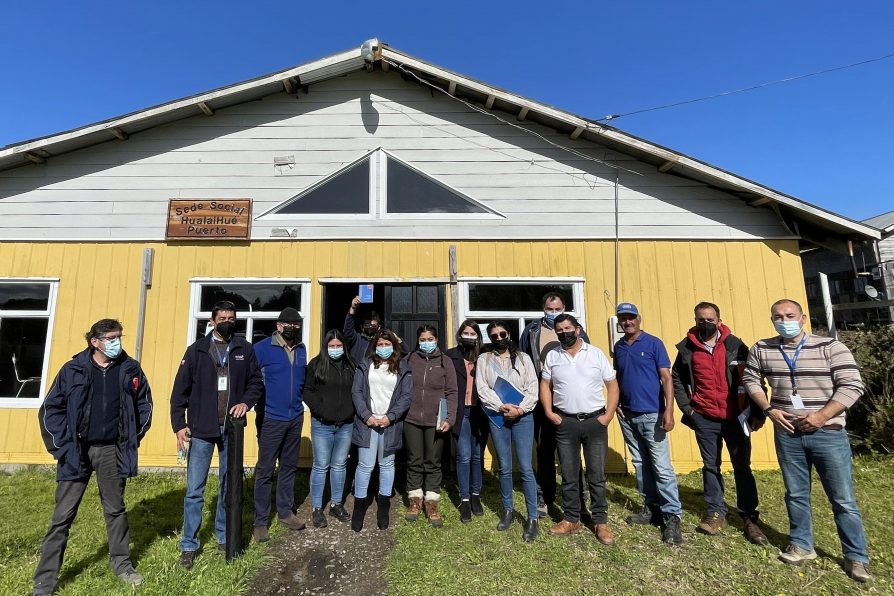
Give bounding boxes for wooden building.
[0,40,879,473]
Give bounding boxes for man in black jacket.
[171,301,264,569]
[34,319,153,595]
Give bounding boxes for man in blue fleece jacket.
[251,307,308,542]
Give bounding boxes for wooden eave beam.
[517,107,529,121]
[198,102,214,116]
[381,60,390,72]
[24,152,46,164]
[484,95,495,109]
[282,78,296,94]
[447,81,457,96]
[657,160,675,173]
[748,197,772,207]
[569,126,584,140]
[110,127,129,141]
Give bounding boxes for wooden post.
[449,245,459,335]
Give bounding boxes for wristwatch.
[762,405,774,415]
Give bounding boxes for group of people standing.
[31,293,872,594]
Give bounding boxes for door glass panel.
[390,286,413,314]
[416,285,438,313]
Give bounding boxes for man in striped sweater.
[742,298,870,583]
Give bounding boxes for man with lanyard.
[252,308,308,543]
[540,314,618,545]
[171,301,264,569]
[613,303,683,545]
[743,298,871,583]
[519,292,589,516]
[672,302,768,544]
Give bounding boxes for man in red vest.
[672,301,768,545]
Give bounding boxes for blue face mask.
[101,337,122,359]
[544,311,562,322]
[419,340,437,353]
[774,320,803,339]
[328,347,344,360]
[376,345,394,359]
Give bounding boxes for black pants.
[690,411,759,518]
[34,444,133,594]
[533,403,557,505]
[253,415,303,525]
[404,422,444,495]
[555,414,609,523]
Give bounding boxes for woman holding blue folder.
[476,321,540,541]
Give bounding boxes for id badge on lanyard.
[779,336,807,409]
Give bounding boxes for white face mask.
[101,337,122,359]
[774,320,803,339]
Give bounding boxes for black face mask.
[556,331,578,348]
[280,326,300,341]
[492,337,511,351]
[460,337,478,349]
[216,322,236,340]
[362,325,378,338]
[696,321,718,341]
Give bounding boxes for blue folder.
[484,377,525,428]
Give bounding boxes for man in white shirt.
[540,314,619,545]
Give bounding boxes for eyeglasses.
[489,332,509,341]
[99,334,123,341]
[279,324,302,329]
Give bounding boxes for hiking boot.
[329,502,350,523]
[523,518,539,542]
[625,504,661,526]
[549,519,582,536]
[497,508,515,531]
[180,550,197,569]
[405,496,423,522]
[844,560,872,583]
[696,512,727,536]
[351,495,371,532]
[459,500,472,523]
[424,499,443,528]
[662,515,683,545]
[742,517,768,545]
[470,494,484,516]
[595,523,615,546]
[779,544,817,565]
[376,494,392,530]
[253,525,270,542]
[279,514,306,531]
[312,508,328,528]
[117,570,144,586]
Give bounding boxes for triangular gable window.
[273,155,370,215]
[385,156,491,215]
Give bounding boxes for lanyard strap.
[212,340,232,368]
[777,335,807,393]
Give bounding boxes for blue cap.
[616,303,639,316]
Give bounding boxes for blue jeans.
[354,428,395,499]
[774,427,869,563]
[456,405,489,499]
[181,427,227,552]
[310,418,353,508]
[617,412,657,507]
[621,412,681,516]
[488,413,538,519]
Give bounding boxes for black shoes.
[179,550,197,569]
[662,514,683,545]
[376,494,392,530]
[626,504,662,526]
[460,500,472,523]
[470,494,484,516]
[523,518,539,542]
[496,508,515,531]
[312,508,328,528]
[351,496,371,532]
[329,502,351,523]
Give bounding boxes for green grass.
[0,467,279,595]
[387,456,894,595]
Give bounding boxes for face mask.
[101,337,122,359]
[460,336,478,348]
[328,347,344,360]
[215,322,236,340]
[362,324,378,338]
[492,337,510,351]
[376,345,394,359]
[696,321,718,342]
[280,326,300,341]
[544,311,562,323]
[419,340,437,354]
[774,320,803,339]
[556,331,578,348]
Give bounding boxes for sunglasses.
[489,332,509,340]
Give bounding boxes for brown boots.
[405,497,423,522]
[424,499,443,528]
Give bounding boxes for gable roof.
[0,39,880,244]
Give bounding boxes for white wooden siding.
[0,71,788,241]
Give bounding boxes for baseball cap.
[616,303,639,316]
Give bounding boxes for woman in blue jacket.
[350,329,412,532]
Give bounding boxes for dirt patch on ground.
[248,495,397,596]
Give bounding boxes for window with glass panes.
[458,280,585,345]
[0,280,58,404]
[187,280,311,346]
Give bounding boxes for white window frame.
[186,278,312,347]
[457,277,586,341]
[0,278,60,408]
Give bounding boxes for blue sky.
[1,1,891,221]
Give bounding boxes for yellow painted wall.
[0,240,808,474]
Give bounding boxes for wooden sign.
[166,199,252,240]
